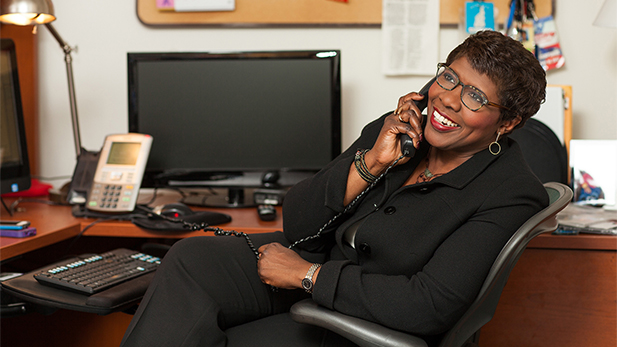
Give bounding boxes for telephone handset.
[86,133,152,213]
[400,77,436,157]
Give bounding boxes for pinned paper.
[534,16,565,71]
[521,19,536,52]
[382,0,440,76]
[157,0,174,10]
[465,1,495,34]
[174,0,235,12]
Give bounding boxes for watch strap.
[302,263,322,293]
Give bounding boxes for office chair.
[290,182,573,347]
[510,118,568,184]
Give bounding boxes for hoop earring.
[489,131,501,156]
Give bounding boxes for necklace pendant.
[423,167,434,178]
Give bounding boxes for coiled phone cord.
[136,205,262,259]
[211,153,405,257]
[286,153,405,249]
[154,153,406,260]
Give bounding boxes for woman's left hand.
[257,242,312,289]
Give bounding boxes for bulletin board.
[136,0,553,27]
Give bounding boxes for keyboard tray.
[1,248,159,315]
[33,248,160,295]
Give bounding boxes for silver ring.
[398,114,404,123]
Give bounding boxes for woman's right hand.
[343,93,425,205]
[365,92,426,170]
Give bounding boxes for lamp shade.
[0,0,55,25]
[594,0,617,27]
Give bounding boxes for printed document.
[382,0,440,76]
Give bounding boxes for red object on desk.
[1,179,52,198]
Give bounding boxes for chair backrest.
[510,119,568,184]
[438,182,573,347]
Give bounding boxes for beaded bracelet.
[354,149,378,184]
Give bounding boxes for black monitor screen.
[128,50,341,188]
[1,38,30,195]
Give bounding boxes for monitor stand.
[176,170,312,208]
[182,187,255,208]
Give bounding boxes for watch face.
[302,278,313,292]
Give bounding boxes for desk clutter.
[71,202,232,232]
[129,205,232,232]
[556,204,617,235]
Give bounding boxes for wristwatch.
[301,263,322,294]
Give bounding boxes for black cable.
[1,198,13,217]
[141,187,160,206]
[7,198,70,216]
[287,153,405,249]
[194,154,407,256]
[64,214,134,253]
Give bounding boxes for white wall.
[36,0,617,187]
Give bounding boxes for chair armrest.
[290,299,428,347]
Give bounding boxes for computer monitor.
[1,38,31,195]
[128,50,341,207]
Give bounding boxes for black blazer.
[282,113,549,337]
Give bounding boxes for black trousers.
[120,232,356,347]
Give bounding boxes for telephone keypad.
[88,183,134,211]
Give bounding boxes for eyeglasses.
[435,63,510,112]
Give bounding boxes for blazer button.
[359,243,372,255]
[419,187,430,193]
[384,206,396,215]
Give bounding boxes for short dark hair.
[445,30,546,129]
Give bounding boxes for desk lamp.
[1,0,96,204]
[0,0,82,158]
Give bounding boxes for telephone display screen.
[107,142,141,165]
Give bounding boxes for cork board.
[136,0,553,27]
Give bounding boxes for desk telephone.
[86,133,152,213]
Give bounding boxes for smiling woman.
[120,30,549,347]
[393,30,546,184]
[421,57,518,163]
[444,30,546,128]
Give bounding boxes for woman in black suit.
[121,30,548,347]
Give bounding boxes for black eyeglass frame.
[436,63,510,112]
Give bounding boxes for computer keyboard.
[33,248,161,295]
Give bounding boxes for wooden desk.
[81,205,282,239]
[1,202,82,262]
[0,193,283,262]
[480,234,617,347]
[3,195,612,259]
